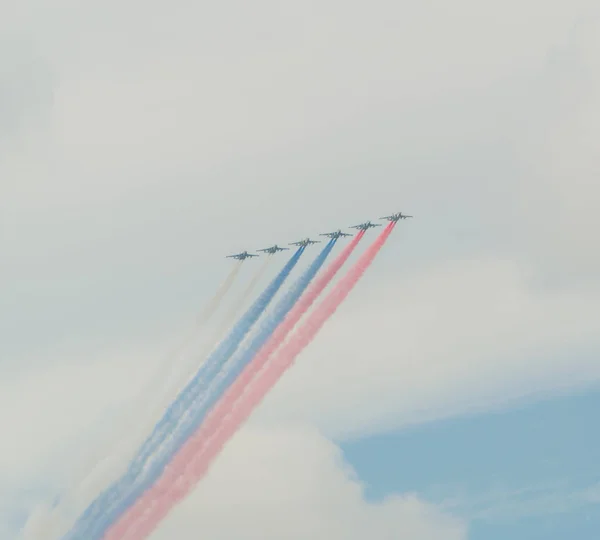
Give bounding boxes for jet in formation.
[350,220,382,231]
[320,229,353,239]
[257,244,290,255]
[290,237,321,247]
[226,251,258,260]
[381,212,412,222]
[226,213,412,259]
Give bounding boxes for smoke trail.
[197,259,245,324]
[146,257,272,421]
[63,249,304,540]
[123,258,246,422]
[216,255,273,341]
[104,259,246,455]
[78,259,246,481]
[43,261,244,533]
[91,240,337,540]
[105,225,394,540]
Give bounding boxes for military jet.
[226,251,258,260]
[289,238,321,247]
[257,244,290,255]
[350,221,382,231]
[380,212,413,222]
[319,229,353,239]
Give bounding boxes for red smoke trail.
[105,224,394,540]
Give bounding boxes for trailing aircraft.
[226,251,258,260]
[257,245,290,255]
[350,221,381,231]
[289,238,320,247]
[319,230,353,239]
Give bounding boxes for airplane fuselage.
[381,212,413,222]
[290,238,319,247]
[259,244,289,254]
[320,229,353,239]
[226,214,404,259]
[351,221,381,231]
[227,250,258,260]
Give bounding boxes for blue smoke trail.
[63,248,304,540]
[88,239,337,540]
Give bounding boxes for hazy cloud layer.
[2,0,599,538]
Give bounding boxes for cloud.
[0,37,52,143]
[512,15,600,282]
[137,426,467,540]
[440,479,600,522]
[0,342,161,483]
[10,362,467,540]
[2,0,600,538]
[8,251,600,538]
[250,254,600,439]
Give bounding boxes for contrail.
[148,257,274,424]
[197,259,245,324]
[63,249,304,540]
[138,258,253,423]
[44,260,244,536]
[89,241,337,540]
[82,259,246,474]
[104,225,394,540]
[113,259,246,450]
[216,255,273,341]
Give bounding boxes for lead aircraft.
[380,212,413,222]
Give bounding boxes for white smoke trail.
[29,261,244,539]
[216,256,273,342]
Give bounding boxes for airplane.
[257,244,290,255]
[226,251,258,260]
[380,212,413,222]
[319,229,353,239]
[350,221,382,231]
[289,238,321,247]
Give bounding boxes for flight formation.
[48,211,412,540]
[226,212,412,260]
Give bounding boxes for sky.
[1,0,599,538]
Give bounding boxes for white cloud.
[0,342,161,483]
[143,426,467,540]
[250,254,600,438]
[2,0,600,538]
[512,15,600,281]
[9,250,600,538]
[10,358,467,539]
[441,479,600,522]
